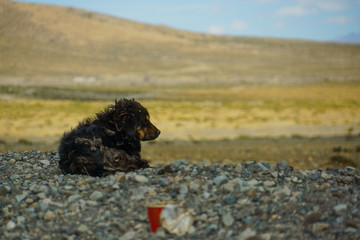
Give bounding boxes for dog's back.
[58,121,107,176]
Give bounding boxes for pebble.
[39,159,50,166]
[263,180,276,188]
[77,224,89,233]
[222,213,234,227]
[134,175,148,183]
[321,171,333,180]
[342,176,352,184]
[16,193,28,203]
[224,193,236,204]
[238,227,256,240]
[89,191,103,200]
[247,179,259,186]
[1,150,359,240]
[333,204,347,216]
[214,175,228,186]
[9,158,16,164]
[234,163,243,173]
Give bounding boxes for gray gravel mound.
[1,150,359,239]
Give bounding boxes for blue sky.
[16,0,360,42]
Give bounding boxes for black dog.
[58,98,160,176]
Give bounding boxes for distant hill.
[334,32,360,44]
[1,0,360,85]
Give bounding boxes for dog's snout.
[156,130,161,136]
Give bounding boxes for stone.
[222,213,234,227]
[321,171,332,180]
[39,160,50,166]
[263,180,276,188]
[77,224,89,233]
[234,163,243,173]
[7,221,16,230]
[135,175,149,183]
[13,153,22,161]
[224,193,236,204]
[238,227,256,240]
[89,191,103,201]
[44,210,56,221]
[311,223,330,232]
[276,161,293,172]
[270,171,278,178]
[67,194,81,203]
[222,182,235,192]
[115,172,125,182]
[342,176,352,184]
[247,179,259,186]
[16,193,28,203]
[333,204,347,216]
[9,158,16,164]
[214,175,228,186]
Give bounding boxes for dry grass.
[0,82,359,144]
[1,0,360,83]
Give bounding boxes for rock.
[304,211,322,226]
[214,175,228,186]
[179,184,188,195]
[10,174,20,180]
[222,182,235,192]
[39,160,50,166]
[273,186,291,199]
[247,179,259,186]
[311,223,330,232]
[333,204,347,216]
[89,191,103,200]
[171,159,188,169]
[155,228,166,238]
[321,171,332,180]
[67,194,81,203]
[222,213,234,227]
[263,180,276,188]
[44,210,56,221]
[13,153,22,161]
[342,176,352,184]
[270,171,278,178]
[16,193,28,203]
[234,163,243,173]
[9,158,16,164]
[276,161,293,172]
[134,175,148,183]
[6,221,16,230]
[115,172,125,182]
[238,227,256,240]
[224,193,236,204]
[77,224,89,233]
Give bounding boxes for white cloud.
[208,25,224,35]
[231,21,248,31]
[316,0,349,11]
[276,6,317,16]
[326,16,352,24]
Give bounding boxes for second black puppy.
[58,98,160,177]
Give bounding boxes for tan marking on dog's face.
[136,126,146,140]
[136,115,160,141]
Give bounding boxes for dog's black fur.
[58,98,160,177]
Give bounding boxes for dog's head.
[111,99,160,141]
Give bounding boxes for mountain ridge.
[1,0,360,85]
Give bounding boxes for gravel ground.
[1,150,359,240]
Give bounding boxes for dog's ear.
[123,113,137,137]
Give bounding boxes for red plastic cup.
[146,202,178,233]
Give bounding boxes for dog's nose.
[156,130,161,136]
